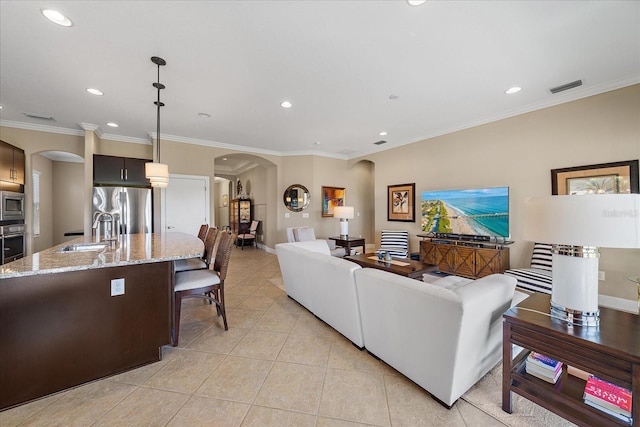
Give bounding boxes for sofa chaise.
[275,241,520,407]
[275,240,364,347]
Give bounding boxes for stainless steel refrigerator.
[92,187,153,235]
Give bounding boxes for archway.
[214,153,277,249]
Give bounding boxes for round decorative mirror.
[283,184,310,212]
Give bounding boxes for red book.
[584,375,632,416]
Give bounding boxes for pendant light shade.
[145,162,169,187]
[146,56,169,187]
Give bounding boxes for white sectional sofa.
[275,240,365,347]
[275,241,519,407]
[356,269,516,407]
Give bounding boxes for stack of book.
[525,352,562,383]
[583,375,633,425]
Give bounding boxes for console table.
[329,236,365,256]
[419,237,510,279]
[503,293,640,426]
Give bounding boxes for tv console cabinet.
[418,236,510,279]
[503,293,640,427]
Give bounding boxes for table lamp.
[334,206,355,238]
[523,194,640,326]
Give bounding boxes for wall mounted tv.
[420,187,509,238]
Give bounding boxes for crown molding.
[0,120,84,136]
[350,76,640,161]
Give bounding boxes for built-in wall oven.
[0,191,25,221]
[1,223,25,264]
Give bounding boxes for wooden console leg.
[502,321,513,413]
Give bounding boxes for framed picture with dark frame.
[387,183,416,222]
[551,160,639,195]
[322,186,345,217]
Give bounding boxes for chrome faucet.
[93,211,120,246]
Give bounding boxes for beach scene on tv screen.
[421,187,509,237]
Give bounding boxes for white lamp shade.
[334,206,355,219]
[145,162,170,187]
[523,194,640,248]
[145,162,169,179]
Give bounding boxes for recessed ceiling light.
[314,141,321,145]
[280,101,292,108]
[407,0,427,6]
[0,105,3,109]
[198,113,211,118]
[86,88,104,96]
[41,9,73,27]
[505,87,522,94]
[107,122,118,128]
[379,131,388,136]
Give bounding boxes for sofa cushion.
[424,275,473,290]
[294,227,316,242]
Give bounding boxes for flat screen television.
[420,186,509,238]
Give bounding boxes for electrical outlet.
[302,213,309,218]
[111,278,125,296]
[285,213,290,218]
[598,271,605,281]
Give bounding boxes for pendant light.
[145,56,169,188]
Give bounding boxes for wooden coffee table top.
[345,253,437,279]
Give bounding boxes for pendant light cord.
[151,56,166,163]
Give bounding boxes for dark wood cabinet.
[93,154,150,187]
[0,140,25,189]
[420,238,509,279]
[230,198,252,236]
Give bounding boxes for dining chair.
[237,219,259,250]
[172,230,234,346]
[174,224,214,273]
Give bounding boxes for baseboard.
[598,294,638,314]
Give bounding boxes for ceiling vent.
[374,140,387,145]
[549,79,583,94]
[23,112,55,121]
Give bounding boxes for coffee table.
[345,253,437,279]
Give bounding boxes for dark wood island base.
[0,261,173,410]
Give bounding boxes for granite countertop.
[0,232,204,279]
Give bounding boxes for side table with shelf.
[503,293,640,426]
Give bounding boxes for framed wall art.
[388,183,415,222]
[322,186,345,217]
[551,160,639,195]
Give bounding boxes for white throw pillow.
[294,227,316,242]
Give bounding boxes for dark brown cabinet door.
[123,158,149,185]
[0,140,25,185]
[94,155,150,186]
[12,148,25,184]
[0,141,13,183]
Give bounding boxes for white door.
[163,174,210,235]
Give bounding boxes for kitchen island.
[0,232,203,410]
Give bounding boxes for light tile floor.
[1,247,570,426]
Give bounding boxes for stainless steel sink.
[57,243,108,253]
